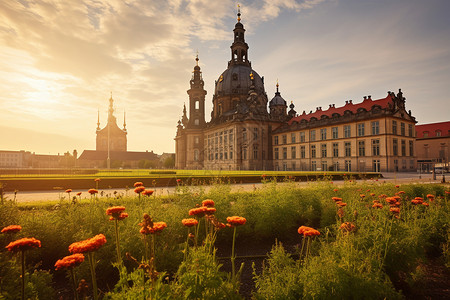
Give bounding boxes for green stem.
[70,268,79,300]
[87,252,98,300]
[21,250,25,300]
[195,219,200,248]
[184,228,190,261]
[114,219,122,265]
[300,236,306,262]
[143,235,149,262]
[151,234,155,260]
[231,226,237,279]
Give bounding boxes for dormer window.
[423,131,429,138]
[436,130,442,137]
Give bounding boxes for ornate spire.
[276,79,279,93]
[97,109,100,130]
[123,110,127,130]
[237,4,241,22]
[195,50,199,66]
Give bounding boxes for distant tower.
[96,94,127,152]
[186,54,207,128]
[269,81,288,120]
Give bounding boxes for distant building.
[415,121,450,172]
[78,95,159,169]
[0,150,31,168]
[175,10,417,172]
[0,150,76,169]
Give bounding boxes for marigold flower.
[134,182,143,187]
[390,207,400,214]
[76,192,82,196]
[393,196,401,201]
[386,197,396,204]
[106,206,126,216]
[360,194,365,198]
[370,193,375,197]
[332,197,342,202]
[372,203,383,209]
[337,208,345,218]
[226,216,246,227]
[69,234,107,253]
[397,191,406,195]
[205,207,216,215]
[261,174,267,178]
[189,207,207,217]
[395,185,400,188]
[140,222,167,235]
[88,189,98,195]
[55,253,85,270]
[94,178,101,182]
[337,202,347,207]
[333,189,339,192]
[176,179,181,183]
[142,189,154,196]
[182,218,198,227]
[6,237,41,252]
[379,194,387,198]
[340,222,356,233]
[202,199,215,207]
[1,225,22,234]
[426,194,434,199]
[298,226,313,235]
[422,202,429,207]
[65,189,72,193]
[411,197,423,205]
[303,229,320,237]
[134,186,145,194]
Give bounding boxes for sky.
[0,0,449,155]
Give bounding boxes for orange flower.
[303,229,320,237]
[372,203,383,209]
[205,207,216,215]
[426,194,434,199]
[189,207,207,217]
[390,207,400,214]
[88,189,98,195]
[386,197,396,204]
[142,189,154,196]
[6,237,41,252]
[422,202,429,207]
[395,185,400,188]
[397,191,406,195]
[69,234,107,253]
[226,216,246,227]
[333,189,339,192]
[134,186,145,194]
[65,189,72,193]
[339,222,356,233]
[298,226,313,235]
[360,194,365,198]
[76,192,82,196]
[1,225,22,234]
[134,182,143,187]
[182,218,198,227]
[393,196,401,201]
[370,193,375,197]
[202,199,215,207]
[176,179,181,183]
[332,197,342,202]
[140,222,167,235]
[106,206,126,216]
[55,253,85,270]
[94,178,101,182]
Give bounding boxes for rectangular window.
[373,160,380,172]
[253,145,258,159]
[392,120,397,135]
[292,162,296,171]
[333,143,339,157]
[282,147,287,159]
[332,127,338,139]
[230,149,233,159]
[344,125,351,138]
[371,121,379,135]
[322,161,327,171]
[274,148,279,160]
[224,152,228,160]
[243,148,247,160]
[311,145,316,158]
[358,123,365,136]
[243,131,247,141]
[408,124,413,137]
[282,134,287,144]
[345,160,351,172]
[291,133,296,143]
[300,146,306,158]
[334,161,339,171]
[291,146,296,159]
[320,128,327,140]
[321,144,327,158]
[311,161,317,171]
[274,136,278,145]
[253,128,258,140]
[358,141,365,157]
[401,140,406,156]
[345,142,351,157]
[229,132,234,143]
[372,139,380,156]
[401,123,405,136]
[300,132,305,142]
[393,139,398,156]
[409,140,414,156]
[310,130,316,141]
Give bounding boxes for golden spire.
[250,72,254,80]
[237,4,241,22]
[195,49,199,66]
[276,79,279,92]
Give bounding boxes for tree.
[163,156,175,169]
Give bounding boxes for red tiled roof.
[415,121,450,138]
[288,94,394,125]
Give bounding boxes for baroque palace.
[175,10,417,172]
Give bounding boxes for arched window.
[195,100,199,110]
[194,119,199,126]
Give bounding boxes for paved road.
[3,172,446,203]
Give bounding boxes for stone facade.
[415,121,450,172]
[96,95,127,152]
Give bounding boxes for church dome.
[214,64,265,97]
[269,86,286,107]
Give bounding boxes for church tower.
[96,94,127,152]
[186,54,207,128]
